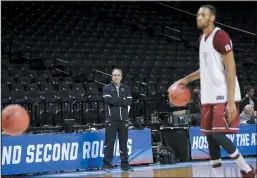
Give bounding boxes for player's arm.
[223,51,236,104]
[120,86,132,106]
[213,30,235,104]
[169,70,200,92]
[183,70,200,83]
[102,85,122,106]
[182,33,203,83]
[173,34,202,86]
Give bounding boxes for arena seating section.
[1,2,256,129]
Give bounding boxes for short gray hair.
[112,68,123,76]
[244,104,254,112]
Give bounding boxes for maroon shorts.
[200,103,240,134]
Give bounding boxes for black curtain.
[255,2,257,61]
[160,128,191,162]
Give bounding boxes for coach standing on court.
[102,68,134,172]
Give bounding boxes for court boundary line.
[29,158,256,177]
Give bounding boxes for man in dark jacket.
[102,68,133,172]
[188,88,201,114]
[240,86,256,115]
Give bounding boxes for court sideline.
[27,158,256,177]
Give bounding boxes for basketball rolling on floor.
[27,158,256,177]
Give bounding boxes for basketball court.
[25,158,256,177]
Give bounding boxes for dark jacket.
[102,83,132,121]
[240,96,257,112]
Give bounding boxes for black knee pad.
[206,135,221,160]
[212,133,224,141]
[212,133,236,154]
[212,133,230,143]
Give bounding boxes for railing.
[1,98,161,128]
[155,2,256,36]
[152,1,256,58]
[9,41,33,61]
[52,58,72,77]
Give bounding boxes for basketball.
[168,84,191,107]
[2,104,30,136]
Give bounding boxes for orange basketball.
[2,104,30,136]
[168,84,191,107]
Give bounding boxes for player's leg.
[117,120,134,171]
[206,135,224,177]
[212,103,255,177]
[103,120,118,171]
[212,133,254,175]
[201,105,224,177]
[117,120,130,170]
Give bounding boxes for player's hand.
[176,78,189,85]
[225,102,237,122]
[167,78,188,92]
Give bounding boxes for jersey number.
[203,52,208,67]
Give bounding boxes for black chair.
[84,109,97,126]
[99,109,106,124]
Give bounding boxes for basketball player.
[168,5,255,178]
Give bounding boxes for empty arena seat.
[84,109,97,125]
[98,109,106,124]
[1,1,255,129]
[85,82,100,96]
[71,83,86,92]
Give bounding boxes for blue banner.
[2,129,153,175]
[189,124,257,160]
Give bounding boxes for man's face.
[196,7,215,30]
[248,89,254,98]
[112,70,122,84]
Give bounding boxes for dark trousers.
[103,120,129,168]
